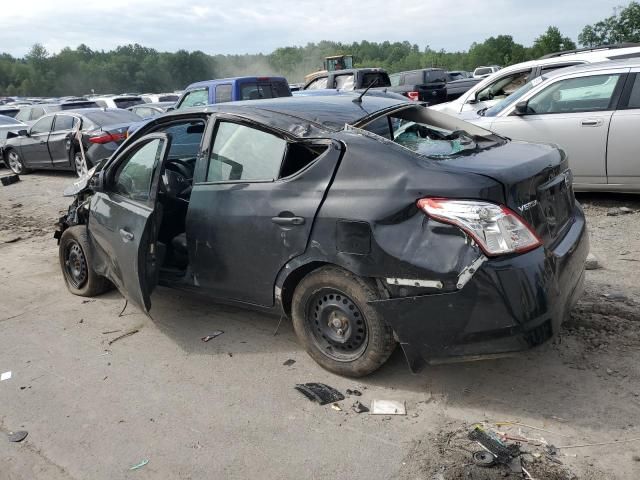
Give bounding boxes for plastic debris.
[129,459,149,470]
[352,401,369,413]
[370,400,406,415]
[468,425,520,464]
[283,359,296,366]
[1,371,11,381]
[472,450,496,467]
[8,431,28,442]
[294,383,344,405]
[0,174,20,186]
[201,331,224,342]
[331,403,342,412]
[346,389,362,396]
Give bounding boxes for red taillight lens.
[407,91,420,101]
[417,198,542,256]
[89,132,126,144]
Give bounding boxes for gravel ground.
[1,170,640,480]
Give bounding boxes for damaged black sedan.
[55,93,588,377]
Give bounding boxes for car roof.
[187,76,289,89]
[178,93,407,133]
[537,57,640,80]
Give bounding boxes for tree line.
[1,1,639,97]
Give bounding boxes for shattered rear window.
[357,105,502,158]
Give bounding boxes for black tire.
[59,226,112,297]
[291,266,396,377]
[5,149,30,175]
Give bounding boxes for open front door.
[88,133,172,312]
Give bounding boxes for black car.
[4,108,141,176]
[303,68,391,91]
[388,68,449,104]
[54,94,588,377]
[14,101,100,125]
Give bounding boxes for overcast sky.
[0,0,624,57]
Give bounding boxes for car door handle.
[581,119,603,127]
[119,228,134,242]
[271,216,305,226]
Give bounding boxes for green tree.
[579,1,640,46]
[531,26,577,57]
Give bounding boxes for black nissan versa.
[54,93,588,377]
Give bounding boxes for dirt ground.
[1,170,640,480]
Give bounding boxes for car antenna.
[353,78,379,103]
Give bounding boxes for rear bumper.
[370,208,589,372]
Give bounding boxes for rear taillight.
[417,198,541,256]
[407,91,420,101]
[89,132,126,144]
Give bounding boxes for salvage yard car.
[4,108,141,176]
[55,94,588,377]
[467,59,640,192]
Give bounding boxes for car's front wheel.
[59,226,112,297]
[291,266,396,377]
[6,149,30,175]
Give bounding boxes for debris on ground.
[584,253,601,270]
[397,421,594,479]
[108,329,140,345]
[331,403,342,412]
[370,399,406,415]
[201,330,224,342]
[352,401,369,413]
[346,388,362,396]
[7,431,28,442]
[3,237,21,244]
[294,383,344,405]
[0,174,20,186]
[129,459,149,470]
[102,330,121,335]
[1,371,12,381]
[282,359,296,366]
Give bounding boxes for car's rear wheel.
[6,150,30,175]
[291,266,396,377]
[59,226,112,297]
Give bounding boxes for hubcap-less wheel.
[74,153,88,177]
[7,151,23,174]
[64,241,88,289]
[307,288,369,362]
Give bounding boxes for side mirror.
[166,106,175,112]
[514,101,529,116]
[17,129,29,137]
[89,168,106,192]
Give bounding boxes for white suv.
[473,65,501,78]
[433,44,640,115]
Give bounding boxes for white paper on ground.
[1,371,12,381]
[370,399,406,415]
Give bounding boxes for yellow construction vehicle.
[304,54,353,84]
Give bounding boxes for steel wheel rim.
[74,153,87,177]
[306,288,369,362]
[64,241,88,289]
[7,151,22,174]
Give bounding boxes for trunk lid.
[443,141,575,247]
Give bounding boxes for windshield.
[359,105,503,158]
[483,78,541,117]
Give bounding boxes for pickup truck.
[445,76,482,101]
[174,76,292,109]
[302,68,391,91]
[387,68,448,104]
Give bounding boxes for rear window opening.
[362,72,391,88]
[280,143,328,177]
[358,105,503,158]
